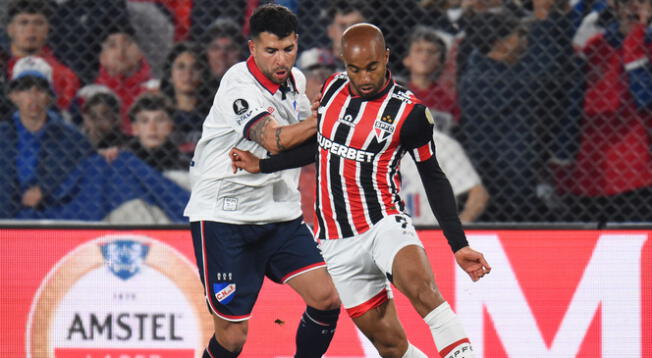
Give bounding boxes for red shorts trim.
[281,262,327,283]
[346,289,389,318]
[439,338,471,357]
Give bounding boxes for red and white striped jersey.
[314,72,436,240]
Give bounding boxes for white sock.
[423,302,474,358]
[401,343,428,358]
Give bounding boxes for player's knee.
[404,280,443,307]
[213,319,248,352]
[309,286,341,310]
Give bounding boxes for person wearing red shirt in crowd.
[5,0,80,110]
[557,0,652,222]
[93,22,155,134]
[403,25,461,133]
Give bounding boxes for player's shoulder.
[391,81,424,107]
[220,61,257,89]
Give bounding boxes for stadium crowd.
[0,0,650,223]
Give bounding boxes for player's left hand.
[454,246,491,282]
[229,148,261,174]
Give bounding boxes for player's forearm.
[416,157,469,252]
[458,184,490,223]
[250,115,316,154]
[260,138,318,173]
[270,116,317,154]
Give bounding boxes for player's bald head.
[341,23,386,61]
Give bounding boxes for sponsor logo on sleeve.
[233,99,249,115]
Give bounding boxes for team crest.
[213,282,236,304]
[374,115,395,141]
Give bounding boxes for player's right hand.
[229,148,261,174]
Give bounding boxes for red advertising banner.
[1,228,650,357]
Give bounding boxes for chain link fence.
[0,0,650,224]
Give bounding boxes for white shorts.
[318,214,424,318]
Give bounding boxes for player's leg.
[266,218,340,358]
[376,215,474,358]
[317,224,427,358]
[190,221,267,357]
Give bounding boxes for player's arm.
[246,114,316,154]
[231,136,318,173]
[401,105,491,281]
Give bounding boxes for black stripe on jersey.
[390,148,407,212]
[360,91,404,225]
[328,97,363,238]
[320,77,347,108]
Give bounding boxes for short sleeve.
[401,104,436,162]
[214,79,271,139]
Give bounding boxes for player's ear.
[248,39,255,56]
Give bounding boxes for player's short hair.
[128,93,175,123]
[249,4,298,40]
[7,0,53,24]
[407,26,447,65]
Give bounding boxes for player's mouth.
[359,85,375,95]
[275,69,289,78]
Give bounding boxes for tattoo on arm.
[249,116,273,147]
[275,127,287,151]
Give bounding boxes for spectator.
[400,129,489,225]
[0,56,93,218]
[127,93,188,172]
[403,26,460,133]
[555,0,652,222]
[160,41,212,156]
[199,17,246,92]
[458,9,576,221]
[94,20,155,134]
[80,90,129,152]
[295,46,336,225]
[298,0,368,72]
[126,0,174,78]
[5,0,80,110]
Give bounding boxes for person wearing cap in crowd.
[0,55,93,218]
[92,20,156,134]
[4,0,80,110]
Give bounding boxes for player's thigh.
[370,214,426,282]
[190,221,266,321]
[318,233,388,316]
[286,266,340,309]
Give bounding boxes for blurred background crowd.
[0,0,650,225]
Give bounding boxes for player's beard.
[265,66,291,85]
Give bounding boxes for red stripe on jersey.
[344,102,385,233]
[415,142,434,162]
[346,289,389,318]
[316,86,349,239]
[439,338,471,357]
[375,102,415,216]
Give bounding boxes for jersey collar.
[347,70,394,101]
[246,56,297,95]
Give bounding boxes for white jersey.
[400,130,481,226]
[184,57,312,224]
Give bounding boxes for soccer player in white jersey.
[230,24,491,358]
[184,5,340,357]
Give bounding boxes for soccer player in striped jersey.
[230,23,490,358]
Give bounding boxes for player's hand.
[454,246,491,282]
[229,148,261,174]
